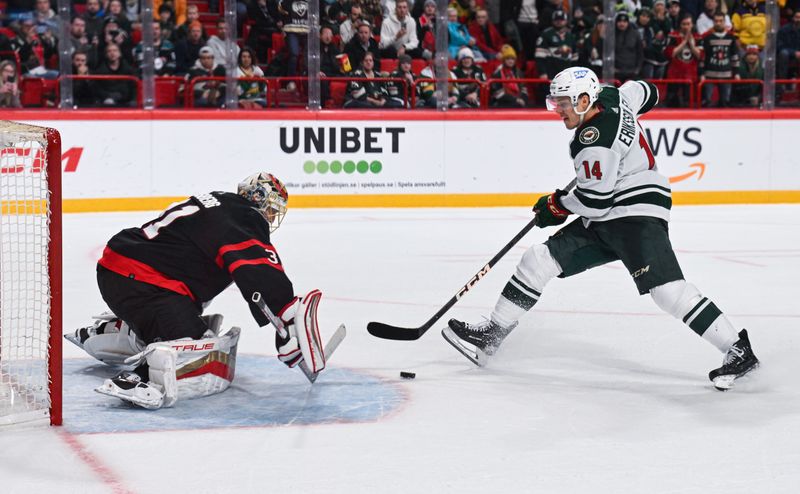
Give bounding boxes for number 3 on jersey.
[582,160,602,180]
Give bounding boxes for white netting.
[0,122,53,426]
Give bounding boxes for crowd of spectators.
[0,0,798,108]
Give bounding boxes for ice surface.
[1,204,799,494]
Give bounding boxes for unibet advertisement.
[14,116,800,205]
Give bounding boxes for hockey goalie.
[66,173,332,409]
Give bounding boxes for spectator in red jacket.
[665,13,703,107]
[469,8,505,60]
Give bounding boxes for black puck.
[400,371,416,379]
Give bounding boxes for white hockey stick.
[251,292,346,384]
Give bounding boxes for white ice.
[2,204,799,494]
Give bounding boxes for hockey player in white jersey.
[443,66,759,390]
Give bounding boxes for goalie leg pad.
[295,290,326,373]
[174,326,241,400]
[142,327,242,407]
[146,345,179,408]
[76,319,145,365]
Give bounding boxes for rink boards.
[4,109,800,211]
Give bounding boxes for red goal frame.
[46,127,62,426]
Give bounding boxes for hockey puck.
[400,371,416,379]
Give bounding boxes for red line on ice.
[57,429,135,494]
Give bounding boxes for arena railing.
[696,79,765,109]
[154,76,187,109]
[412,78,484,109]
[773,79,799,106]
[482,78,553,109]
[276,76,410,109]
[55,75,143,109]
[184,76,271,109]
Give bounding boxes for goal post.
[0,122,62,426]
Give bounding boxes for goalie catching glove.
[533,189,571,228]
[274,290,326,373]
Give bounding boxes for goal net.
[0,121,61,426]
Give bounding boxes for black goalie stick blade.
[367,321,429,341]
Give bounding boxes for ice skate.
[442,318,517,367]
[95,371,165,409]
[709,329,759,391]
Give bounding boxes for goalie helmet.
[238,172,288,232]
[546,66,601,115]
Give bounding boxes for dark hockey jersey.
[99,191,293,326]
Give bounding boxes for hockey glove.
[275,297,302,368]
[533,190,571,228]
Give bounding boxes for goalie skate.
[95,371,165,410]
[441,318,517,367]
[709,329,759,391]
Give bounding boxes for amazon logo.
[669,163,706,183]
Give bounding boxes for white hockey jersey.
[559,80,669,224]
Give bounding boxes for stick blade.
[367,321,426,341]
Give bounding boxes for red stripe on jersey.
[227,257,285,273]
[98,247,196,301]
[177,361,235,382]
[215,239,272,267]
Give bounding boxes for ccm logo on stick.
[457,264,491,300]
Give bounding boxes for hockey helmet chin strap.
[574,93,593,125]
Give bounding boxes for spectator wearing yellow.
[732,0,766,51]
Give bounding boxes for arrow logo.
[669,163,706,184]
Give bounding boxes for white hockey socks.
[491,244,562,329]
[650,280,739,352]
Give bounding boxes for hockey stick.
[251,292,346,383]
[367,178,578,341]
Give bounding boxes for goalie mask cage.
[0,121,62,426]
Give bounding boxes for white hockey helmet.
[546,66,601,115]
[238,172,288,232]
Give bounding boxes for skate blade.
[441,327,489,367]
[95,381,164,410]
[712,361,760,391]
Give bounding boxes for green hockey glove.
[533,189,571,228]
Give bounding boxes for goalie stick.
[367,178,577,341]
[251,292,346,383]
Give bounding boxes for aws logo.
[642,126,706,184]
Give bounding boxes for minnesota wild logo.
[293,1,308,16]
[579,126,599,145]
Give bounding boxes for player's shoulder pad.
[570,90,619,158]
[634,80,659,115]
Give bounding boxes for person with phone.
[379,0,421,59]
[0,60,21,108]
